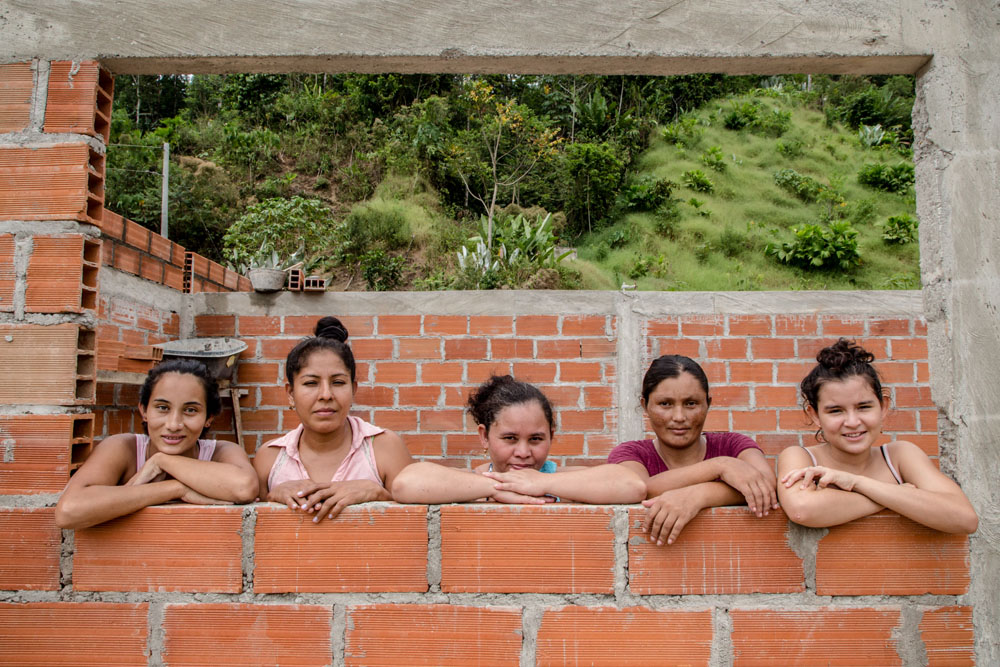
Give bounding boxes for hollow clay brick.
[345,604,521,667]
[162,603,331,666]
[537,607,713,666]
[815,512,969,595]
[920,605,974,666]
[25,235,99,313]
[440,505,615,593]
[0,62,33,132]
[254,504,428,593]
[0,234,14,311]
[0,144,102,223]
[0,602,147,666]
[44,62,113,142]
[0,414,91,494]
[730,607,900,666]
[0,508,61,590]
[73,506,243,593]
[0,323,93,405]
[628,507,804,594]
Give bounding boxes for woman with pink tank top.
[778,339,977,533]
[252,316,413,523]
[55,360,258,529]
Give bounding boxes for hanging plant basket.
[247,268,286,292]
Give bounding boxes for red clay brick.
[113,244,140,275]
[420,409,464,431]
[816,511,969,595]
[420,361,463,383]
[560,361,603,383]
[44,62,112,140]
[25,235,97,313]
[354,385,394,407]
[914,318,928,335]
[0,63,33,132]
[237,362,279,384]
[870,317,912,336]
[379,314,421,335]
[423,315,467,335]
[755,432,802,456]
[537,607,713,666]
[163,603,331,666]
[373,409,418,431]
[345,604,521,666]
[883,409,917,432]
[254,505,427,592]
[398,385,441,406]
[730,361,773,383]
[0,143,102,223]
[821,316,867,336]
[890,337,929,360]
[550,432,586,456]
[895,385,935,408]
[646,318,679,336]
[511,361,557,382]
[238,315,280,336]
[655,337,701,358]
[261,338,299,359]
[491,337,534,359]
[139,255,164,284]
[403,433,444,456]
[706,337,748,359]
[754,385,799,408]
[470,315,513,335]
[920,606,973,666]
[0,236,17,309]
[445,338,488,359]
[876,361,916,383]
[583,385,614,408]
[711,385,751,407]
[351,338,393,360]
[776,361,813,383]
[468,361,512,382]
[399,338,442,359]
[559,409,606,431]
[728,314,772,336]
[74,506,243,592]
[375,361,417,383]
[537,339,580,359]
[580,339,616,358]
[731,608,900,666]
[193,314,235,336]
[0,602,148,665]
[147,231,171,262]
[445,432,484,456]
[542,384,582,407]
[750,337,795,359]
[100,209,124,240]
[440,505,614,593]
[775,315,818,336]
[628,508,803,594]
[681,315,724,336]
[563,315,607,336]
[241,410,280,431]
[123,219,150,252]
[731,409,778,431]
[585,433,618,456]
[516,315,558,335]
[0,414,90,494]
[0,508,61,590]
[0,323,92,405]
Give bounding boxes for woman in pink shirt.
[253,316,413,523]
[55,359,258,529]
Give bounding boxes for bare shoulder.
[69,433,137,486]
[777,444,812,470]
[211,438,252,463]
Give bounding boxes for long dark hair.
[800,338,885,410]
[641,354,711,405]
[467,375,554,435]
[285,316,356,384]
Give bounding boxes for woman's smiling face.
[808,374,888,455]
[642,371,710,451]
[139,372,212,455]
[481,400,553,473]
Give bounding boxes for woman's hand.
[298,480,390,522]
[717,457,777,517]
[641,486,707,546]
[179,485,233,505]
[781,465,860,492]
[482,468,548,498]
[126,452,167,486]
[266,479,328,510]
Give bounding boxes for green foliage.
[700,145,727,172]
[337,200,412,261]
[857,124,886,148]
[723,100,791,137]
[881,214,918,245]
[617,176,675,212]
[849,198,878,226]
[661,116,702,148]
[773,169,823,202]
[653,201,681,238]
[562,141,625,232]
[775,138,804,158]
[766,222,860,271]
[716,227,746,258]
[223,196,334,269]
[682,169,714,193]
[470,213,570,269]
[724,101,760,130]
[857,162,914,192]
[361,249,406,290]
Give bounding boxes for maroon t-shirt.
[607,432,761,476]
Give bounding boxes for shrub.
[470,212,570,269]
[753,108,792,137]
[773,169,822,202]
[716,227,746,258]
[562,141,625,232]
[881,213,918,244]
[723,101,790,136]
[661,116,701,147]
[858,124,886,148]
[776,139,804,158]
[361,249,405,290]
[849,198,878,226]
[700,146,727,172]
[338,200,412,260]
[682,169,714,193]
[617,176,675,212]
[723,101,760,130]
[653,201,681,238]
[766,221,860,271]
[223,196,334,269]
[857,162,914,193]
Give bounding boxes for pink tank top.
[135,434,218,466]
[265,415,384,490]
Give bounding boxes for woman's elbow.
[54,497,86,530]
[951,509,978,535]
[389,465,421,503]
[233,475,259,504]
[621,476,647,503]
[780,498,829,528]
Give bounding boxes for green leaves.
[766,221,860,271]
[222,196,334,269]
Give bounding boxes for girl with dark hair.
[253,316,413,522]
[608,354,778,546]
[778,339,977,533]
[392,375,645,504]
[55,359,258,529]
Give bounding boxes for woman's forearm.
[644,459,726,497]
[543,464,646,504]
[55,480,185,530]
[851,477,978,533]
[391,462,495,503]
[155,454,258,503]
[778,485,884,528]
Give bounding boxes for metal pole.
[160,142,170,239]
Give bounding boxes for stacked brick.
[202,312,937,468]
[0,504,973,664]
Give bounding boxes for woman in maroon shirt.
[608,354,778,546]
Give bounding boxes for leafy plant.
[223,196,334,269]
[562,141,625,232]
[857,162,914,193]
[661,116,702,147]
[723,101,760,130]
[858,124,886,148]
[469,212,570,269]
[617,176,674,212]
[773,168,823,202]
[682,169,714,193]
[880,214,918,244]
[361,249,405,290]
[775,139,804,158]
[766,221,860,271]
[700,145,727,172]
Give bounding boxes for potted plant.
[244,242,301,293]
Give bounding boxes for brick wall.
[0,504,972,665]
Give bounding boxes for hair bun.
[816,338,874,370]
[314,316,349,342]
